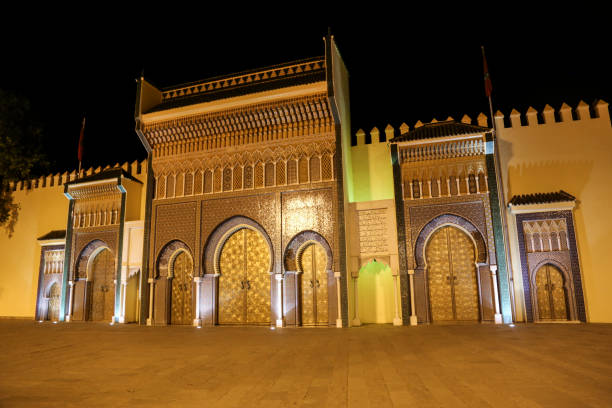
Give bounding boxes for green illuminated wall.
[350,127,395,202]
[358,260,394,323]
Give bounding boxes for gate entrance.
[299,243,328,326]
[426,226,480,322]
[535,264,568,321]
[90,249,114,322]
[171,251,194,325]
[218,228,271,325]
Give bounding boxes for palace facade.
[2,36,611,325]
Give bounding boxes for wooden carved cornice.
[143,93,334,158]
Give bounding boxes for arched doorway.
[426,225,479,322]
[358,260,394,324]
[218,228,271,325]
[90,248,115,321]
[171,251,194,325]
[299,242,328,326]
[535,264,568,321]
[47,283,61,321]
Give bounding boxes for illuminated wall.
[351,127,395,202]
[0,179,68,317]
[497,101,612,322]
[0,162,147,319]
[358,260,395,323]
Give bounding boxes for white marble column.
[66,280,75,322]
[119,279,127,323]
[490,265,503,324]
[352,275,361,326]
[111,279,118,324]
[275,274,285,327]
[408,269,418,326]
[146,278,155,326]
[193,277,203,327]
[334,272,342,328]
[392,273,402,326]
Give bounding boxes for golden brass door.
[300,243,328,326]
[91,249,114,321]
[426,226,479,322]
[219,228,271,325]
[535,264,568,320]
[47,283,61,321]
[171,251,193,325]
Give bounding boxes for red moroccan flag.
[482,46,493,97]
[78,117,85,163]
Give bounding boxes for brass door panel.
[301,245,315,325]
[47,283,61,321]
[535,265,568,321]
[449,227,480,321]
[171,251,194,325]
[245,229,271,324]
[91,249,114,322]
[219,228,271,325]
[219,230,247,324]
[300,243,328,326]
[426,228,454,321]
[549,266,567,319]
[426,226,479,322]
[535,266,552,319]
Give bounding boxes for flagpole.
[482,46,516,322]
[78,117,85,177]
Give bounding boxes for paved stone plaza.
[1,320,611,407]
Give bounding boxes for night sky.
[2,9,609,176]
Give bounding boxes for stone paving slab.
[1,320,611,407]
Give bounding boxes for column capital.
[408,269,415,275]
[148,278,155,284]
[274,273,284,281]
[193,277,204,283]
[489,265,498,273]
[68,281,75,286]
[334,272,342,279]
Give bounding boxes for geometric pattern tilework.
[403,197,492,324]
[410,201,489,268]
[283,230,333,272]
[73,230,119,280]
[281,188,335,270]
[201,194,276,276]
[515,210,586,322]
[154,202,197,270]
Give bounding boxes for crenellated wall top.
[494,100,609,129]
[6,160,147,193]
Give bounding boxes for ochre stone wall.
[498,102,612,322]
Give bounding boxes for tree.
[0,89,48,237]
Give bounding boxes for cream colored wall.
[497,101,612,322]
[0,182,68,317]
